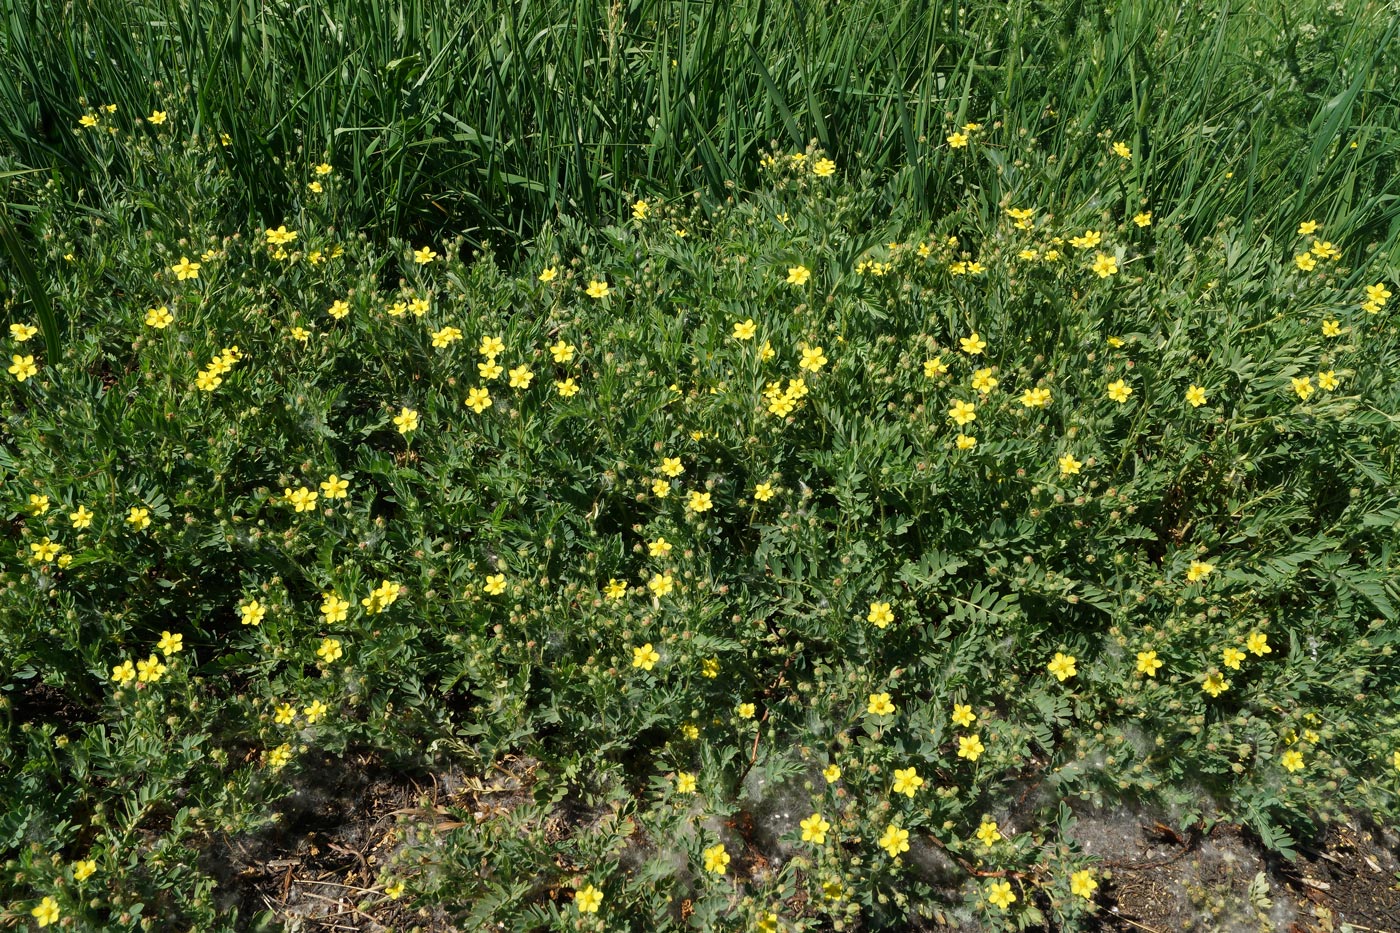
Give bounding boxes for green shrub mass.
[1,1,1399,932]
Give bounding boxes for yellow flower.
[733,319,757,341]
[660,457,685,477]
[1185,559,1215,583]
[1245,632,1271,656]
[800,812,831,844]
[675,771,697,794]
[9,322,37,341]
[1311,240,1340,260]
[478,335,504,358]
[813,157,836,177]
[648,572,674,597]
[1112,141,1132,159]
[170,256,201,280]
[585,279,610,299]
[1281,750,1305,773]
[31,896,60,928]
[952,703,976,728]
[1136,650,1163,677]
[508,365,534,389]
[317,475,350,500]
[1222,646,1246,670]
[147,110,168,125]
[1317,370,1339,391]
[111,659,136,685]
[413,246,438,264]
[703,843,730,875]
[285,486,318,513]
[701,657,720,678]
[632,199,650,220]
[971,367,998,394]
[603,578,628,600]
[29,494,50,515]
[69,505,94,529]
[753,482,775,502]
[891,766,924,797]
[574,884,603,913]
[1021,387,1052,408]
[9,354,38,382]
[946,131,968,148]
[554,377,580,397]
[1298,220,1318,236]
[1070,869,1098,899]
[547,340,576,364]
[1133,211,1153,227]
[1047,652,1077,682]
[736,702,756,719]
[1091,252,1119,277]
[136,654,167,683]
[786,264,811,286]
[466,387,492,413]
[539,266,557,283]
[308,180,323,193]
[687,490,713,512]
[1184,384,1208,408]
[393,406,419,434]
[1294,252,1317,272]
[30,538,62,562]
[976,819,1001,846]
[959,332,987,355]
[327,299,351,320]
[955,434,976,450]
[958,734,985,760]
[948,399,977,426]
[127,506,152,530]
[315,162,333,175]
[1202,671,1229,697]
[878,823,911,857]
[430,326,463,348]
[1365,282,1391,306]
[867,692,895,716]
[867,601,894,629]
[1106,379,1132,403]
[1291,375,1315,399]
[651,479,671,499]
[647,537,673,558]
[317,637,343,664]
[266,744,293,769]
[157,631,183,656]
[632,643,661,671]
[923,356,948,378]
[73,859,97,882]
[79,113,99,128]
[239,600,266,626]
[1321,319,1342,337]
[823,764,841,782]
[483,573,507,595]
[274,702,296,725]
[986,880,1016,910]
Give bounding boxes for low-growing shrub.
[1,113,1398,931]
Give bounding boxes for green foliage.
[0,3,1399,931]
[2,118,1398,930]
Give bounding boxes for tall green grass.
[1,0,1397,256]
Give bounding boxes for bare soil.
[205,755,1400,932]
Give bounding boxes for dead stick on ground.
[1108,911,1167,933]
